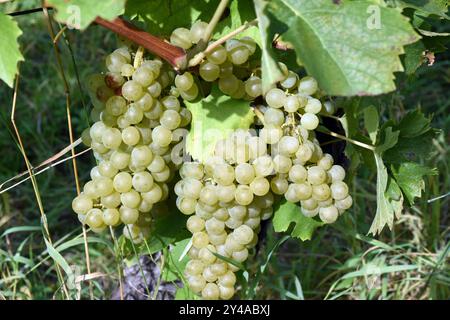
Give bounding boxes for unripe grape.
[120,63,134,77]
[120,190,141,208]
[179,83,199,101]
[319,205,339,223]
[122,80,144,101]
[270,176,289,195]
[132,66,154,87]
[218,75,239,95]
[124,104,144,124]
[101,192,121,209]
[330,181,349,200]
[121,126,140,146]
[312,184,331,201]
[192,232,209,249]
[280,71,298,89]
[147,81,162,97]
[119,206,139,224]
[132,171,154,192]
[86,208,104,228]
[170,27,193,49]
[300,113,319,130]
[72,195,93,215]
[199,61,220,82]
[152,125,173,147]
[206,45,227,65]
[190,20,208,43]
[113,172,132,193]
[265,88,286,108]
[199,185,218,206]
[229,47,250,65]
[102,208,120,226]
[141,184,163,204]
[298,76,318,95]
[175,72,194,91]
[305,97,322,114]
[131,145,153,167]
[187,215,205,233]
[244,76,262,98]
[202,283,220,300]
[95,177,114,197]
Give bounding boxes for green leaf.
[47,0,126,30]
[265,0,420,96]
[272,200,324,241]
[254,0,285,93]
[396,110,432,138]
[185,85,254,162]
[126,0,218,36]
[0,13,24,88]
[403,41,427,75]
[214,0,259,42]
[391,162,437,205]
[44,238,74,286]
[363,106,379,144]
[369,154,404,235]
[397,0,449,18]
[161,238,191,282]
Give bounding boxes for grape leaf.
[396,109,432,138]
[161,238,190,282]
[404,41,427,75]
[391,162,437,205]
[47,0,126,30]
[254,0,285,93]
[396,0,450,18]
[264,0,420,96]
[272,200,324,241]
[214,0,259,42]
[126,0,217,36]
[0,13,24,88]
[184,85,254,162]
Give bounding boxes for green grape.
[85,208,104,228]
[106,96,126,116]
[187,215,205,233]
[101,192,121,209]
[141,184,163,204]
[300,113,319,130]
[298,76,318,96]
[110,151,130,170]
[289,164,307,183]
[132,171,154,192]
[264,108,284,127]
[113,172,132,193]
[175,72,194,91]
[213,163,235,186]
[179,83,199,101]
[330,181,349,200]
[131,145,153,167]
[102,208,120,226]
[228,47,250,65]
[161,95,180,111]
[101,128,122,150]
[121,126,140,146]
[218,75,239,96]
[160,110,181,130]
[147,155,166,173]
[199,61,220,82]
[132,66,154,87]
[119,206,139,224]
[190,20,208,44]
[170,27,193,49]
[72,195,93,215]
[335,195,353,211]
[239,36,257,55]
[122,80,144,101]
[185,259,205,275]
[207,45,227,65]
[317,153,334,171]
[219,61,233,77]
[260,125,283,144]
[120,190,141,209]
[319,205,339,223]
[152,125,173,147]
[120,64,135,77]
[305,97,322,114]
[280,71,298,89]
[235,163,255,185]
[124,104,144,124]
[94,177,114,197]
[244,76,262,98]
[265,88,286,108]
[202,283,220,300]
[307,166,327,185]
[199,185,218,206]
[235,185,254,205]
[250,177,270,196]
[177,197,197,215]
[144,99,164,120]
[273,154,292,174]
[253,155,274,177]
[147,81,162,98]
[192,231,209,249]
[312,184,331,201]
[284,95,300,113]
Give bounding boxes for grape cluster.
[72,45,191,242]
[175,130,275,300]
[259,74,353,223]
[170,21,259,101]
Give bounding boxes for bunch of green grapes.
[175,130,274,300]
[259,73,352,223]
[170,21,259,100]
[72,45,191,242]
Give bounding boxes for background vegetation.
[0,0,448,300]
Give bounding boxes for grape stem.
[188,19,258,67]
[315,126,376,151]
[200,0,230,46]
[253,107,266,126]
[94,17,187,71]
[134,46,145,69]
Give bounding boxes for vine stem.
[200,0,230,45]
[315,126,376,151]
[94,17,187,70]
[189,19,258,67]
